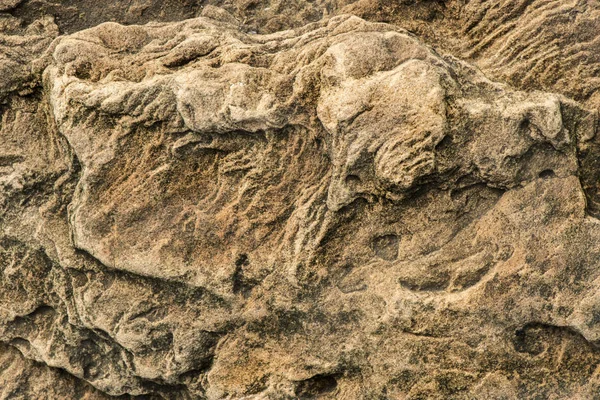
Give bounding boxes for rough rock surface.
[2,1,600,399]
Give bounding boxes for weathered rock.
[2,2,600,399]
[0,343,114,399]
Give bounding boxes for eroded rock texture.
[2,1,600,399]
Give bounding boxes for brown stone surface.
[2,1,600,399]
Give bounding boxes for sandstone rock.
[0,0,22,12]
[0,343,113,399]
[2,2,600,399]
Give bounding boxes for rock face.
[2,1,600,399]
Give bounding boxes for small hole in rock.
[539,169,555,179]
[10,338,31,349]
[345,175,361,186]
[373,234,399,261]
[519,118,531,131]
[295,374,338,398]
[520,118,542,136]
[435,134,453,151]
[74,62,92,80]
[235,254,249,267]
[514,326,545,355]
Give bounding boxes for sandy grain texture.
[1,1,600,399]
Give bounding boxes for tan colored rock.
[0,0,22,12]
[0,343,112,399]
[1,3,600,400]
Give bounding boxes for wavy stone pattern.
[460,0,600,107]
[2,2,600,399]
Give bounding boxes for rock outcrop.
[2,1,600,399]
